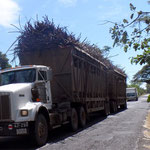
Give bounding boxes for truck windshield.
[0,69,36,85]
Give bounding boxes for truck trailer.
[0,47,115,146]
[108,70,127,112]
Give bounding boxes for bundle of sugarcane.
[13,16,125,75]
[14,16,80,54]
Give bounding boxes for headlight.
[21,110,28,117]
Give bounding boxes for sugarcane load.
[0,16,127,146]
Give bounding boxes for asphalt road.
[0,95,149,150]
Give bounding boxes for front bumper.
[127,97,137,101]
[0,121,34,136]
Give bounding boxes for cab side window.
[38,71,47,81]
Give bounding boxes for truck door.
[37,69,52,105]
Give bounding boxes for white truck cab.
[0,65,53,145]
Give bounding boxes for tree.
[146,83,150,93]
[109,2,150,65]
[133,65,150,83]
[0,51,11,69]
[101,46,111,57]
[108,2,150,83]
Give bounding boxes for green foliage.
[146,84,150,93]
[101,46,111,56]
[109,2,150,65]
[133,65,150,83]
[108,1,150,83]
[130,3,136,11]
[0,51,11,69]
[147,94,150,102]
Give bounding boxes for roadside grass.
[143,111,150,149]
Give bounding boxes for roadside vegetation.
[0,51,11,69]
[147,95,150,102]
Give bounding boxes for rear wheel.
[33,114,48,146]
[120,101,127,109]
[103,102,110,116]
[78,107,86,128]
[111,101,118,113]
[70,108,78,131]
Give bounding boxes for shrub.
[147,95,150,102]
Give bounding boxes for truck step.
[52,125,61,129]
[62,121,69,125]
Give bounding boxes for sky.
[0,0,149,85]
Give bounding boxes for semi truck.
[0,47,126,146]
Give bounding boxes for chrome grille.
[0,94,11,120]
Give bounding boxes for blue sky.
[0,0,149,84]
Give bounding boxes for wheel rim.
[38,122,46,139]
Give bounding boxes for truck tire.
[103,102,110,116]
[78,107,86,128]
[111,101,118,113]
[34,114,48,146]
[120,101,127,109]
[124,102,127,109]
[70,108,78,131]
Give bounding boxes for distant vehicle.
[126,88,138,101]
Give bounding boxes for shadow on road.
[0,108,127,150]
[0,136,36,150]
[48,114,107,144]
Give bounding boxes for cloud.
[102,5,123,19]
[98,1,127,21]
[58,0,77,7]
[0,0,20,28]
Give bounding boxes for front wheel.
[33,114,48,146]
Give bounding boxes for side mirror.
[47,69,52,81]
